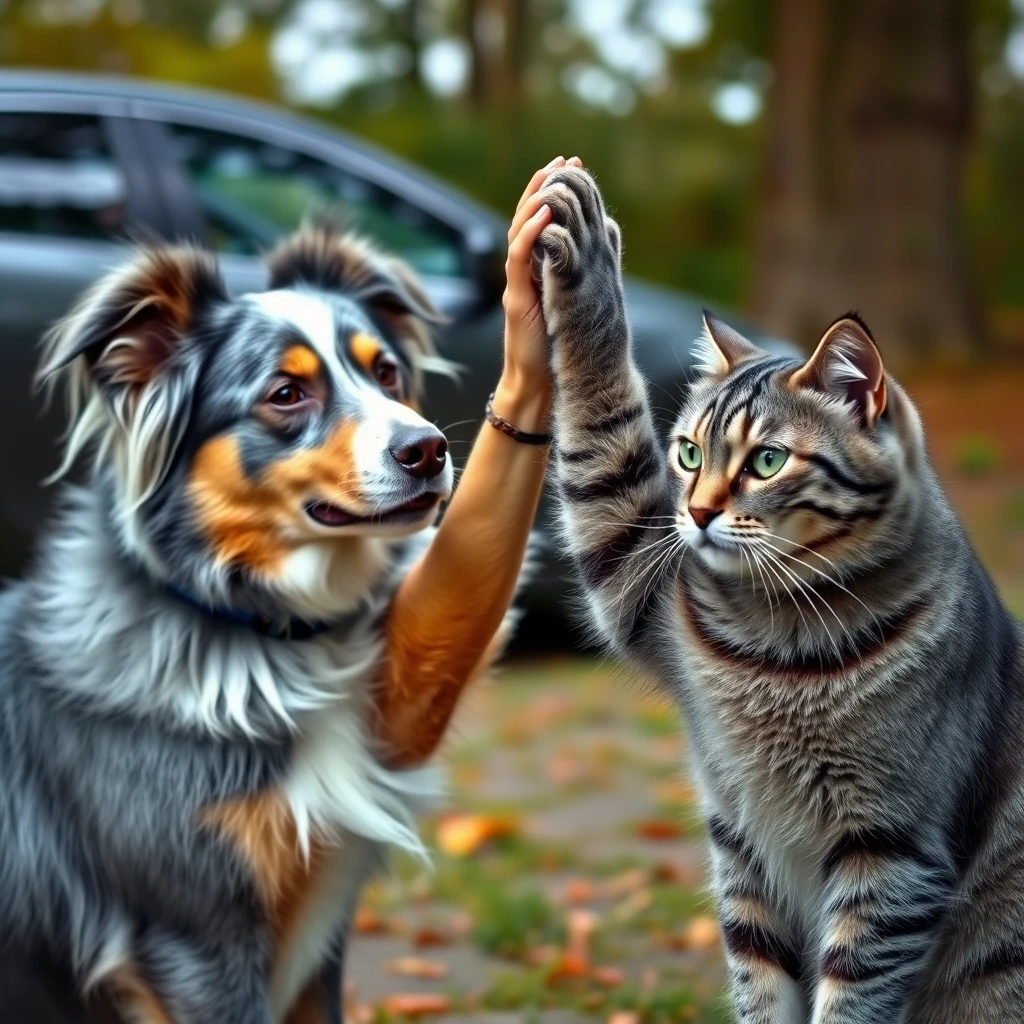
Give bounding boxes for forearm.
[374,376,549,768]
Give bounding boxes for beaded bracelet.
[484,393,551,446]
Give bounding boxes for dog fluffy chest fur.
[16,494,438,1018]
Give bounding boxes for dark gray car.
[0,71,786,636]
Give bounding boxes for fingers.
[511,156,585,236]
[507,190,549,249]
[504,203,552,298]
[515,157,563,221]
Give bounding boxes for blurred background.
[0,2,1022,1021]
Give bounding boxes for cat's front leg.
[810,827,954,1024]
[535,167,674,662]
[708,815,807,1024]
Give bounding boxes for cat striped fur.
[534,166,1024,1023]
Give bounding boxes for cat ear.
[789,314,887,427]
[692,309,763,376]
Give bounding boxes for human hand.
[493,155,584,432]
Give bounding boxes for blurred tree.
[400,0,424,92]
[464,0,487,107]
[501,0,530,102]
[750,0,984,364]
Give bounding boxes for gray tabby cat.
[534,166,1024,1024]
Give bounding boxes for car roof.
[0,70,504,247]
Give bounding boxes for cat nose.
[389,427,448,479]
[689,506,724,530]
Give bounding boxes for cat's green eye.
[749,447,789,479]
[678,440,702,471]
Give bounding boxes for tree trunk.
[750,0,983,367]
[501,0,530,103]
[402,0,423,92]
[464,0,487,108]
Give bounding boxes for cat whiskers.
[749,541,846,660]
[737,543,775,631]
[747,544,814,651]
[756,534,884,644]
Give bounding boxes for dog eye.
[373,353,402,397]
[268,384,305,407]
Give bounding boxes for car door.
[0,98,163,576]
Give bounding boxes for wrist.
[492,373,552,434]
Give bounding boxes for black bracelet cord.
[484,393,551,446]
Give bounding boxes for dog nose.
[390,427,448,479]
[689,506,723,530]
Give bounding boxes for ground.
[347,364,1023,1024]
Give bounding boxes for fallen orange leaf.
[636,818,682,841]
[352,908,395,935]
[685,915,720,950]
[412,925,452,949]
[562,878,595,905]
[381,994,452,1017]
[608,1013,640,1024]
[435,813,518,856]
[385,957,449,980]
[545,952,589,984]
[591,965,625,988]
[655,779,697,805]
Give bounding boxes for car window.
[0,113,127,240]
[165,124,465,278]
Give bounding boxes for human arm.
[373,158,576,768]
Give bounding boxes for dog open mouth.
[305,492,440,528]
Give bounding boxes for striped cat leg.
[811,828,954,1024]
[708,816,807,1024]
[535,167,674,657]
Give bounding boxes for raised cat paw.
[532,167,625,345]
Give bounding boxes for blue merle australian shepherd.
[0,224,502,1022]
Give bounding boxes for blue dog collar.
[165,583,358,641]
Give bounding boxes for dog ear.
[789,313,887,427]
[265,220,451,391]
[38,247,226,388]
[39,247,226,509]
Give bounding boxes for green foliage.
[955,433,1002,477]
[3,0,1024,315]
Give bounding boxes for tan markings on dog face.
[189,421,360,573]
[279,344,322,380]
[202,793,335,1016]
[107,967,175,1024]
[349,331,382,375]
